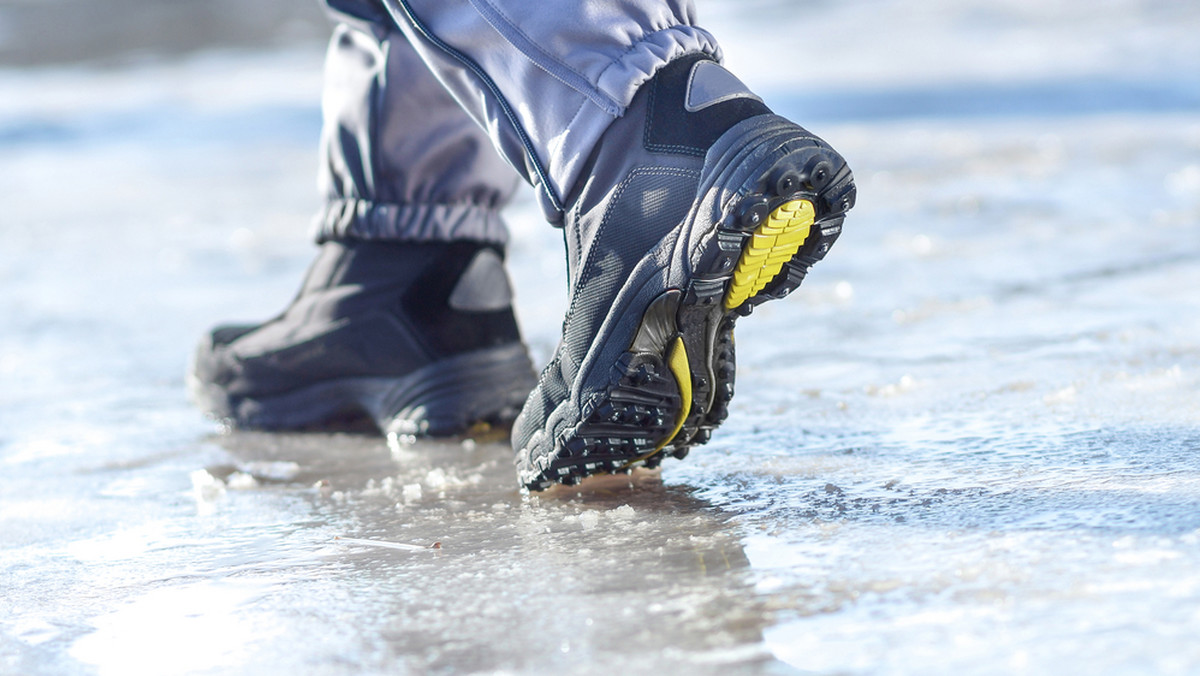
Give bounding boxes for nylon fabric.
[319,0,721,221]
[313,19,520,245]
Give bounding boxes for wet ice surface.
[3,1,1200,674]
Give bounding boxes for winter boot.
[190,239,537,437]
[512,54,855,489]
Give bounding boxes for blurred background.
[0,0,327,66]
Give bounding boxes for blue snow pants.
[313,0,722,244]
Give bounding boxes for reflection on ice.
[67,431,771,673]
[70,580,285,676]
[678,416,1200,673]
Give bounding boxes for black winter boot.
[189,239,537,437]
[511,55,855,489]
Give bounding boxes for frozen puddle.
[67,432,776,674]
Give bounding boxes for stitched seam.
[569,164,700,315]
[570,165,699,387]
[682,61,763,113]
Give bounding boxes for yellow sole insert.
[622,336,693,469]
[724,199,815,311]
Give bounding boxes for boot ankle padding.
[644,54,772,157]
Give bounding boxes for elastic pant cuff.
[313,198,510,245]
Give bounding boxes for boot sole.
[518,116,854,490]
[190,343,536,437]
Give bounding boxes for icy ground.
[3,1,1200,674]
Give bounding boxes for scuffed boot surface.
[190,240,536,438]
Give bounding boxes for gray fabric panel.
[313,18,520,243]
[379,0,721,215]
[318,0,724,222]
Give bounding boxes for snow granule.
[190,469,225,509]
[609,505,636,521]
[425,468,448,490]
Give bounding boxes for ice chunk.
[610,505,636,521]
[425,468,448,490]
[225,472,258,490]
[189,469,225,511]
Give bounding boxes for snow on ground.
[2,1,1199,674]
